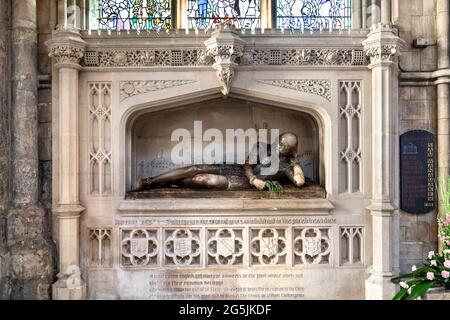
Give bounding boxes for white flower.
[431,260,437,266]
[400,281,409,289]
[444,260,450,269]
[408,287,413,295]
[411,265,417,271]
[428,251,435,259]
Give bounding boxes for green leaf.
[392,268,428,282]
[407,281,435,300]
[393,287,408,300]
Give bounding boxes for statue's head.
[278,132,298,156]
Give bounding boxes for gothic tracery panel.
[89,82,112,196]
[339,81,362,194]
[340,227,364,265]
[88,228,113,267]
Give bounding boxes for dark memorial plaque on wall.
[400,130,436,214]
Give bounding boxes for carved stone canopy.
[202,29,246,95]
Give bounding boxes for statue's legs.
[181,174,229,189]
[136,165,229,190]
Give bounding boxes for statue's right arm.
[245,144,266,191]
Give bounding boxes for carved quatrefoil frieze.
[110,225,363,269]
[164,229,201,266]
[207,228,244,266]
[250,228,288,265]
[121,229,159,267]
[293,227,331,265]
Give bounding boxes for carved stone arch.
[116,87,333,198]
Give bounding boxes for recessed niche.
[127,97,323,198]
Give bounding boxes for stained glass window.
[186,0,261,29]
[275,0,352,31]
[98,0,173,31]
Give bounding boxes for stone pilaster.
[363,25,404,300]
[6,0,54,300]
[47,29,86,300]
[0,0,11,300]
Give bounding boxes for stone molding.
[257,79,331,101]
[119,80,197,101]
[83,47,367,68]
[117,198,335,213]
[243,48,367,66]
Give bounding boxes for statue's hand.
[293,166,305,187]
[293,175,305,187]
[252,178,267,191]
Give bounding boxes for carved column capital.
[49,44,85,67]
[364,44,400,65]
[47,30,86,69]
[362,26,405,67]
[203,29,246,95]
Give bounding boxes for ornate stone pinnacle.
[203,29,246,95]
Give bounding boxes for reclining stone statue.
[135,132,305,191]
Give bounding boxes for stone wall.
[0,0,54,300]
[0,0,11,300]
[37,0,53,224]
[396,0,439,273]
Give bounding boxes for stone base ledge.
[117,198,335,215]
[424,289,450,300]
[365,274,397,300]
[52,280,86,300]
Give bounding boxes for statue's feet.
[136,177,146,191]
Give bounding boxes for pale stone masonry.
[0,0,11,300]
[0,0,449,299]
[397,0,446,273]
[1,0,54,299]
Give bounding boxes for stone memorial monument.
[0,0,447,301]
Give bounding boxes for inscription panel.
[86,216,366,299]
[400,130,436,214]
[113,268,366,300]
